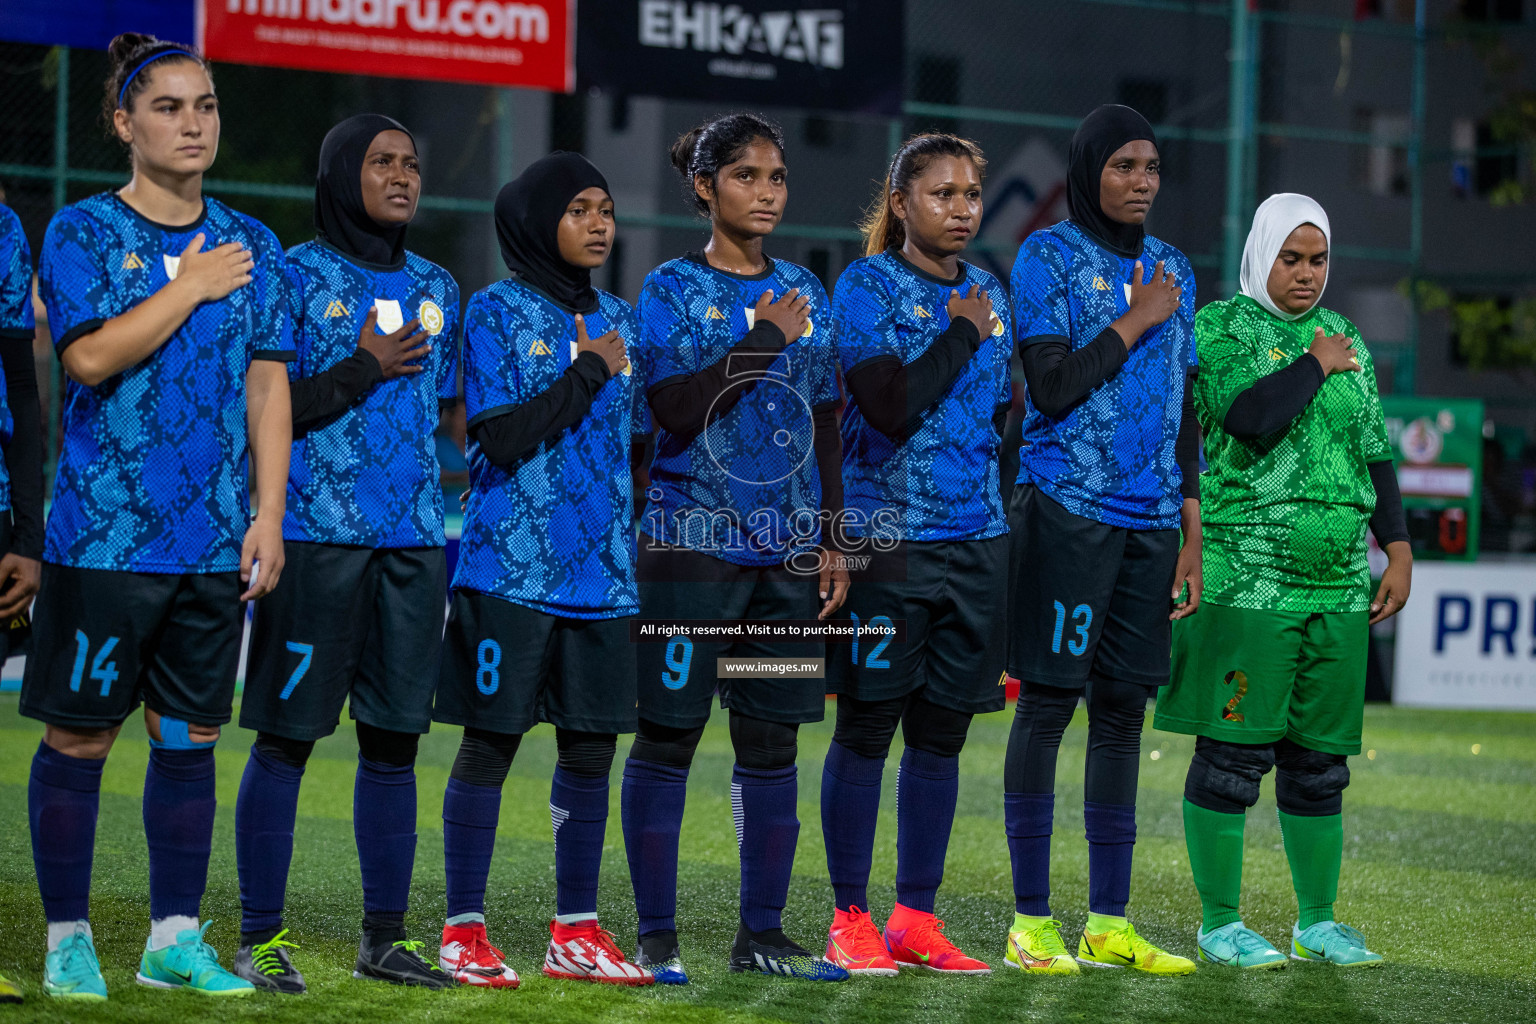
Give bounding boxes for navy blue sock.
[354,756,416,935]
[1004,792,1054,916]
[443,777,501,920]
[895,747,959,914]
[550,766,609,918]
[621,758,688,936]
[29,742,104,923]
[733,763,799,933]
[821,740,884,912]
[1084,801,1137,916]
[144,747,217,921]
[235,747,305,937]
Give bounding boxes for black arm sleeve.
[469,351,611,469]
[290,350,384,436]
[813,401,843,541]
[843,317,982,443]
[1221,354,1326,441]
[646,321,787,437]
[1176,371,1201,502]
[1368,459,1410,547]
[0,334,44,558]
[1018,329,1131,417]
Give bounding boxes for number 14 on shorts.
[1051,601,1092,656]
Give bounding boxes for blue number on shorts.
[280,642,314,700]
[69,631,120,697]
[865,615,893,669]
[1051,601,1092,656]
[662,635,693,690]
[476,640,502,696]
[850,612,860,665]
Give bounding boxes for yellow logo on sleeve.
[121,252,144,271]
[324,300,350,318]
[418,300,445,336]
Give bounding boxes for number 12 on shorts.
[1051,601,1092,656]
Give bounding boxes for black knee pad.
[556,729,618,779]
[1273,739,1349,816]
[451,727,521,788]
[832,694,905,760]
[901,697,972,759]
[729,712,799,771]
[630,718,705,769]
[355,721,420,767]
[255,732,315,770]
[1184,736,1276,814]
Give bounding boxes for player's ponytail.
[860,133,988,258]
[670,113,786,217]
[101,31,208,137]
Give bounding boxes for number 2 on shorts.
[1221,670,1248,722]
[1050,600,1092,656]
[662,635,693,690]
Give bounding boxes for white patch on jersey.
[744,307,813,337]
[162,254,181,281]
[374,298,404,334]
[1122,283,1132,305]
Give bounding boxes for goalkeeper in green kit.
[1155,193,1411,970]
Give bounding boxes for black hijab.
[495,152,610,314]
[315,113,414,269]
[1066,104,1159,259]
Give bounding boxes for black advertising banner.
[577,1,903,114]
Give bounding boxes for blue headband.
[117,50,198,109]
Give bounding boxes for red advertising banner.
[198,0,574,92]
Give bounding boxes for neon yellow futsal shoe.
[1077,921,1196,975]
[1002,918,1079,975]
[0,971,21,1003]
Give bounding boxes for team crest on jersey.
[529,338,553,356]
[325,300,350,319]
[418,300,445,336]
[163,255,181,280]
[121,252,144,271]
[990,312,1005,337]
[744,306,813,337]
[705,305,726,321]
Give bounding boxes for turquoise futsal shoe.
[44,925,107,1001]
[1291,921,1384,967]
[1196,922,1288,969]
[136,921,255,995]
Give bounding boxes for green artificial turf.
[0,698,1531,1023]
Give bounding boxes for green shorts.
[1154,601,1367,755]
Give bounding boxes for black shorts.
[826,535,1009,714]
[241,542,446,741]
[20,564,243,730]
[636,540,825,729]
[1006,484,1179,689]
[433,589,638,736]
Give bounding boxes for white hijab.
[1239,192,1332,321]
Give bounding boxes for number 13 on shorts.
[1051,600,1093,656]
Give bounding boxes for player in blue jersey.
[819,134,1007,978]
[622,114,849,984]
[231,113,460,993]
[22,33,293,1000]
[1000,104,1202,976]
[0,199,46,1008]
[433,152,652,988]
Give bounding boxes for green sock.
[1085,912,1127,934]
[1277,810,1342,929]
[1183,799,1246,933]
[1011,913,1052,933]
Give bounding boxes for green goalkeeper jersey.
[1194,295,1391,613]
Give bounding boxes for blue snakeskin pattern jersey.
[38,192,294,572]
[1010,219,1196,530]
[0,204,30,510]
[833,250,1012,543]
[283,240,460,548]
[636,255,838,566]
[453,279,643,618]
